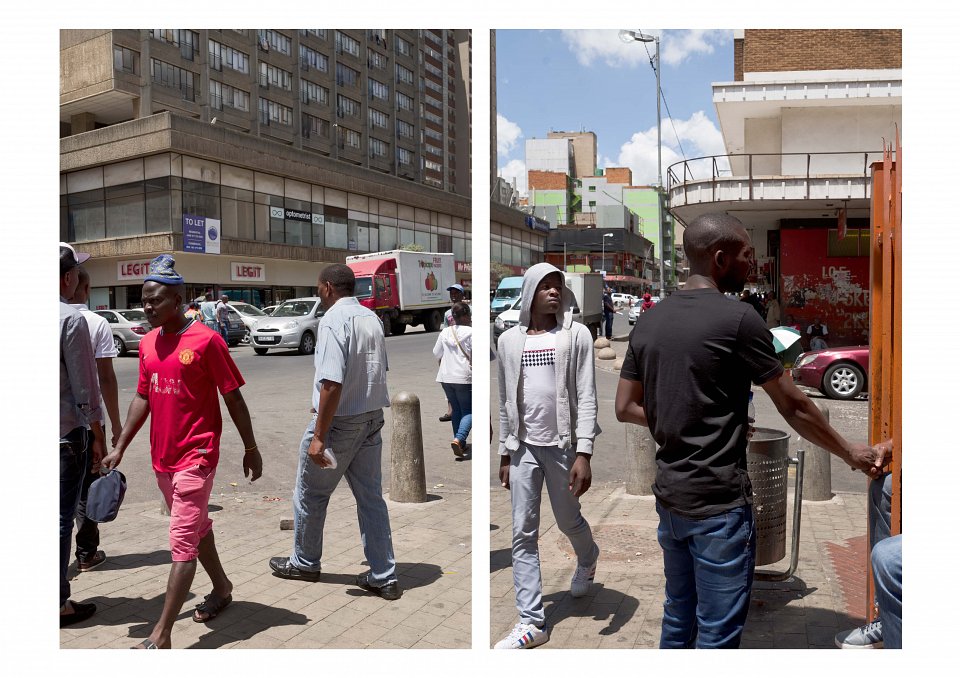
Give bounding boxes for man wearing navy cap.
[102,254,263,649]
[59,243,105,627]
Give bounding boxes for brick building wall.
[528,170,569,191]
[605,167,633,185]
[735,29,901,81]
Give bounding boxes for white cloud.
[561,29,731,68]
[499,158,527,196]
[497,114,523,157]
[608,111,729,186]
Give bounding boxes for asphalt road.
[108,325,471,505]
[490,308,873,495]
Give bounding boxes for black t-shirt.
[620,287,783,519]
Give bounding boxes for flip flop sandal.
[193,592,233,623]
[132,639,159,649]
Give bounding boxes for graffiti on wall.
[782,264,870,344]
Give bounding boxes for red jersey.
[136,320,244,472]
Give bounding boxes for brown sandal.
[192,592,232,623]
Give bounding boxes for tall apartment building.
[669,29,901,345]
[60,29,472,308]
[547,130,597,178]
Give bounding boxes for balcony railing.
[667,151,885,205]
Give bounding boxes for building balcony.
[666,151,882,228]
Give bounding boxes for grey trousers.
[509,442,597,626]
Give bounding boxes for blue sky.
[496,29,735,194]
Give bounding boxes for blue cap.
[144,254,184,285]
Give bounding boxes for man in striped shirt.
[270,264,401,600]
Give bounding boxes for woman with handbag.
[432,302,472,457]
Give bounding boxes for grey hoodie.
[496,262,600,455]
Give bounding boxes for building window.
[423,109,443,125]
[300,79,329,106]
[208,39,249,74]
[588,185,596,192]
[395,63,414,86]
[149,29,200,60]
[368,107,390,130]
[396,119,414,139]
[210,80,250,111]
[423,126,442,142]
[259,62,293,90]
[424,142,442,158]
[424,159,443,173]
[827,228,871,257]
[257,30,291,55]
[258,97,292,126]
[396,91,413,112]
[336,94,360,119]
[336,62,360,88]
[369,137,389,158]
[424,76,442,94]
[338,126,361,149]
[395,35,413,58]
[336,31,361,57]
[368,48,388,71]
[299,45,328,73]
[369,29,387,44]
[397,147,414,166]
[301,113,330,139]
[368,77,389,101]
[424,60,443,79]
[300,29,326,40]
[113,45,139,74]
[149,58,196,101]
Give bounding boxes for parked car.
[228,301,269,344]
[93,308,151,356]
[791,345,869,400]
[250,297,325,355]
[628,297,662,324]
[220,307,246,347]
[261,305,279,316]
[611,292,634,307]
[493,293,588,345]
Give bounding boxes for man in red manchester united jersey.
[103,255,263,649]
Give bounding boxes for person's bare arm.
[101,393,150,470]
[96,357,122,447]
[760,371,884,475]
[222,388,262,481]
[614,378,648,427]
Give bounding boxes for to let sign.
[117,260,153,281]
[231,262,266,282]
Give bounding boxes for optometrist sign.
[182,214,221,254]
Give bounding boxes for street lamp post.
[619,29,665,294]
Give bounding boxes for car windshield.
[231,303,265,316]
[273,301,315,317]
[495,288,520,299]
[355,276,373,299]
[118,310,147,322]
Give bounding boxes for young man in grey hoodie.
[494,263,601,649]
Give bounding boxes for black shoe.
[269,556,322,581]
[78,550,106,572]
[439,413,452,422]
[356,572,402,600]
[60,600,96,627]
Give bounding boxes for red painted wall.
[779,228,870,347]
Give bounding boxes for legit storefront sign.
[231,262,266,282]
[117,259,154,281]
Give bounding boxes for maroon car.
[791,346,870,400]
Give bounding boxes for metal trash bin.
[747,427,805,580]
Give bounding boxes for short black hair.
[60,247,78,277]
[683,212,747,267]
[319,263,356,296]
[451,302,471,321]
[76,265,90,288]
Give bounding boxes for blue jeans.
[290,410,397,585]
[216,322,229,344]
[870,473,892,548]
[872,534,901,649]
[603,312,613,339]
[656,502,756,648]
[440,382,472,446]
[60,427,90,607]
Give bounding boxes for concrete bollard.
[597,346,617,360]
[802,402,833,501]
[625,423,657,495]
[390,391,427,503]
[594,337,611,350]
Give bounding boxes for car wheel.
[113,335,127,356]
[298,331,316,355]
[822,362,865,400]
[392,322,407,335]
[423,309,443,332]
[242,329,251,344]
[254,347,268,356]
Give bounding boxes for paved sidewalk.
[490,481,871,649]
[61,485,471,649]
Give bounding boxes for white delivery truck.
[563,272,603,338]
[346,250,456,335]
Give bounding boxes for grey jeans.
[509,442,597,626]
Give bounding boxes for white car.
[250,297,325,355]
[611,292,634,307]
[228,301,269,344]
[628,297,662,324]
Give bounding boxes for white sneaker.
[570,546,599,598]
[493,622,549,649]
[835,619,883,648]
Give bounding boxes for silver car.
[93,308,152,356]
[228,301,269,344]
[251,297,325,355]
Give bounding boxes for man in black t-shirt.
[614,212,887,649]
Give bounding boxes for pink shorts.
[155,465,216,562]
